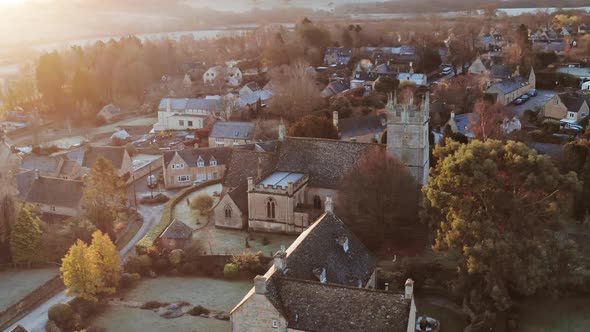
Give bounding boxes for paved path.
[5,203,165,332]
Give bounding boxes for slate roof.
[25,176,84,208]
[243,82,261,93]
[158,98,220,112]
[160,219,193,240]
[561,95,586,113]
[322,81,349,96]
[223,149,277,189]
[275,138,382,189]
[227,181,249,214]
[163,147,231,168]
[490,64,512,79]
[20,156,62,173]
[268,277,410,332]
[277,212,376,286]
[338,114,387,139]
[239,90,273,106]
[82,146,128,170]
[492,77,529,94]
[209,121,256,140]
[16,170,35,200]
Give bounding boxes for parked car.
[521,94,530,102]
[560,120,584,131]
[514,98,524,105]
[441,67,452,75]
[527,89,538,97]
[147,175,157,189]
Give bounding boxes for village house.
[323,47,353,66]
[214,92,430,233]
[158,219,193,250]
[209,121,257,148]
[445,111,521,141]
[544,93,589,124]
[20,155,81,180]
[397,72,428,87]
[334,111,387,143]
[59,145,132,178]
[203,66,243,87]
[486,68,536,106]
[154,98,221,132]
[97,104,122,123]
[239,82,261,96]
[162,147,231,188]
[230,209,416,332]
[321,80,349,98]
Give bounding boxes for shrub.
[188,305,210,316]
[262,236,270,245]
[329,96,353,118]
[140,193,170,205]
[114,222,126,233]
[120,273,136,289]
[153,257,170,272]
[223,263,239,279]
[124,255,153,276]
[140,301,168,310]
[48,303,74,325]
[522,109,538,122]
[181,262,199,275]
[190,194,214,215]
[168,249,186,267]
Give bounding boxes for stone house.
[162,147,231,189]
[20,155,81,180]
[486,68,536,106]
[323,47,353,66]
[154,98,221,132]
[230,210,416,332]
[239,82,261,96]
[80,146,133,178]
[209,121,256,148]
[203,66,243,87]
[335,112,387,143]
[158,219,193,250]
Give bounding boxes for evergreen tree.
[9,205,43,264]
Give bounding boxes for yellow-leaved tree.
[61,240,101,302]
[91,230,122,294]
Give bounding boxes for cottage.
[154,98,221,131]
[239,82,261,96]
[162,147,231,188]
[560,94,589,124]
[334,112,387,143]
[323,47,353,66]
[80,146,133,178]
[20,155,81,180]
[17,171,84,218]
[209,121,257,148]
[321,80,349,98]
[158,219,193,250]
[230,210,416,332]
[203,66,243,87]
[486,68,536,106]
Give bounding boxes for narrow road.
[5,203,165,332]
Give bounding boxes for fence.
[0,275,65,330]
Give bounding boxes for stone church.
[213,91,430,234]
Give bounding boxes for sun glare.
[0,0,24,5]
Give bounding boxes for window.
[172,163,184,169]
[50,206,56,212]
[178,175,190,182]
[555,99,559,105]
[224,206,232,219]
[213,171,218,179]
[179,120,185,126]
[188,120,193,127]
[207,173,213,180]
[569,113,575,118]
[215,138,225,147]
[266,198,276,219]
[210,158,217,166]
[272,320,279,328]
[197,157,205,168]
[197,173,206,182]
[313,195,322,210]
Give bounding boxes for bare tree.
[469,101,515,141]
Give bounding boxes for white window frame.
[178,175,190,182]
[210,158,217,166]
[172,163,185,169]
[272,320,279,328]
[197,173,207,182]
[179,120,185,126]
[197,157,205,168]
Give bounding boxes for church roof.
[222,149,277,189]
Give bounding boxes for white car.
[441,67,452,75]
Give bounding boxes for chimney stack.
[405,278,414,300]
[451,111,456,120]
[324,197,334,213]
[247,177,254,191]
[278,118,286,141]
[274,246,287,272]
[34,169,40,180]
[254,275,267,294]
[332,111,339,129]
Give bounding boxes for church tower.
[386,91,430,185]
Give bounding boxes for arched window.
[266,198,276,219]
[224,206,232,219]
[313,195,322,210]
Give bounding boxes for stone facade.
[163,149,229,189]
[386,92,430,185]
[215,193,247,229]
[209,137,254,148]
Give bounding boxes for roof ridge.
[284,136,383,147]
[275,276,405,296]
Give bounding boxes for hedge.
[135,179,222,254]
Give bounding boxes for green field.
[0,268,58,310]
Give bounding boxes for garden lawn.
[173,183,222,229]
[516,297,590,332]
[194,225,297,256]
[93,277,252,332]
[0,268,58,310]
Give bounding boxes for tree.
[0,195,17,262]
[423,140,581,313]
[329,96,353,119]
[36,52,65,109]
[338,148,419,249]
[90,230,122,294]
[191,194,214,215]
[61,240,102,302]
[502,44,523,66]
[83,156,126,239]
[72,68,99,105]
[469,101,515,141]
[374,76,400,95]
[288,115,339,139]
[10,205,43,264]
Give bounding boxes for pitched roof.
[278,212,376,286]
[227,181,249,214]
[209,121,256,140]
[490,64,513,79]
[243,82,261,92]
[275,138,382,189]
[561,95,586,113]
[25,176,84,208]
[158,98,220,112]
[492,77,529,94]
[82,146,128,170]
[269,277,410,332]
[323,81,349,96]
[16,170,35,200]
[338,114,387,139]
[20,155,62,173]
[160,219,193,240]
[223,149,277,189]
[163,147,232,168]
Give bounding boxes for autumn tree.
[83,156,126,239]
[90,230,122,294]
[338,148,419,249]
[374,76,400,95]
[288,115,339,139]
[329,96,353,119]
[10,204,43,264]
[423,140,581,316]
[36,52,65,109]
[469,101,516,141]
[61,240,101,302]
[191,194,214,215]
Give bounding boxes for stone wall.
[231,293,288,332]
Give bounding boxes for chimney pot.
[247,177,254,191]
[405,278,414,300]
[324,197,334,213]
[274,246,287,272]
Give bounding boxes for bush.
[140,301,169,310]
[168,249,186,267]
[262,236,270,245]
[190,194,214,215]
[124,255,152,276]
[522,109,538,122]
[223,263,239,279]
[153,257,170,272]
[181,262,199,275]
[231,251,266,275]
[188,305,210,316]
[120,272,141,288]
[140,193,170,205]
[329,96,353,118]
[48,303,74,325]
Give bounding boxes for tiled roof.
[323,81,349,96]
[163,147,231,168]
[561,95,586,113]
[20,156,62,173]
[227,181,249,214]
[158,98,220,112]
[239,90,273,106]
[275,138,383,189]
[82,146,128,170]
[209,121,257,140]
[16,170,35,200]
[268,277,410,332]
[490,64,512,79]
[160,219,193,240]
[338,114,387,139]
[492,77,529,94]
[25,176,84,208]
[223,149,277,189]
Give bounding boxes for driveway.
[5,203,165,332]
[507,89,557,119]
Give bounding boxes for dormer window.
[210,158,217,166]
[197,156,204,168]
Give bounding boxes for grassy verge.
[135,179,222,254]
[115,219,143,250]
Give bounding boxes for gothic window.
[266,198,276,219]
[224,206,232,219]
[313,195,322,210]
